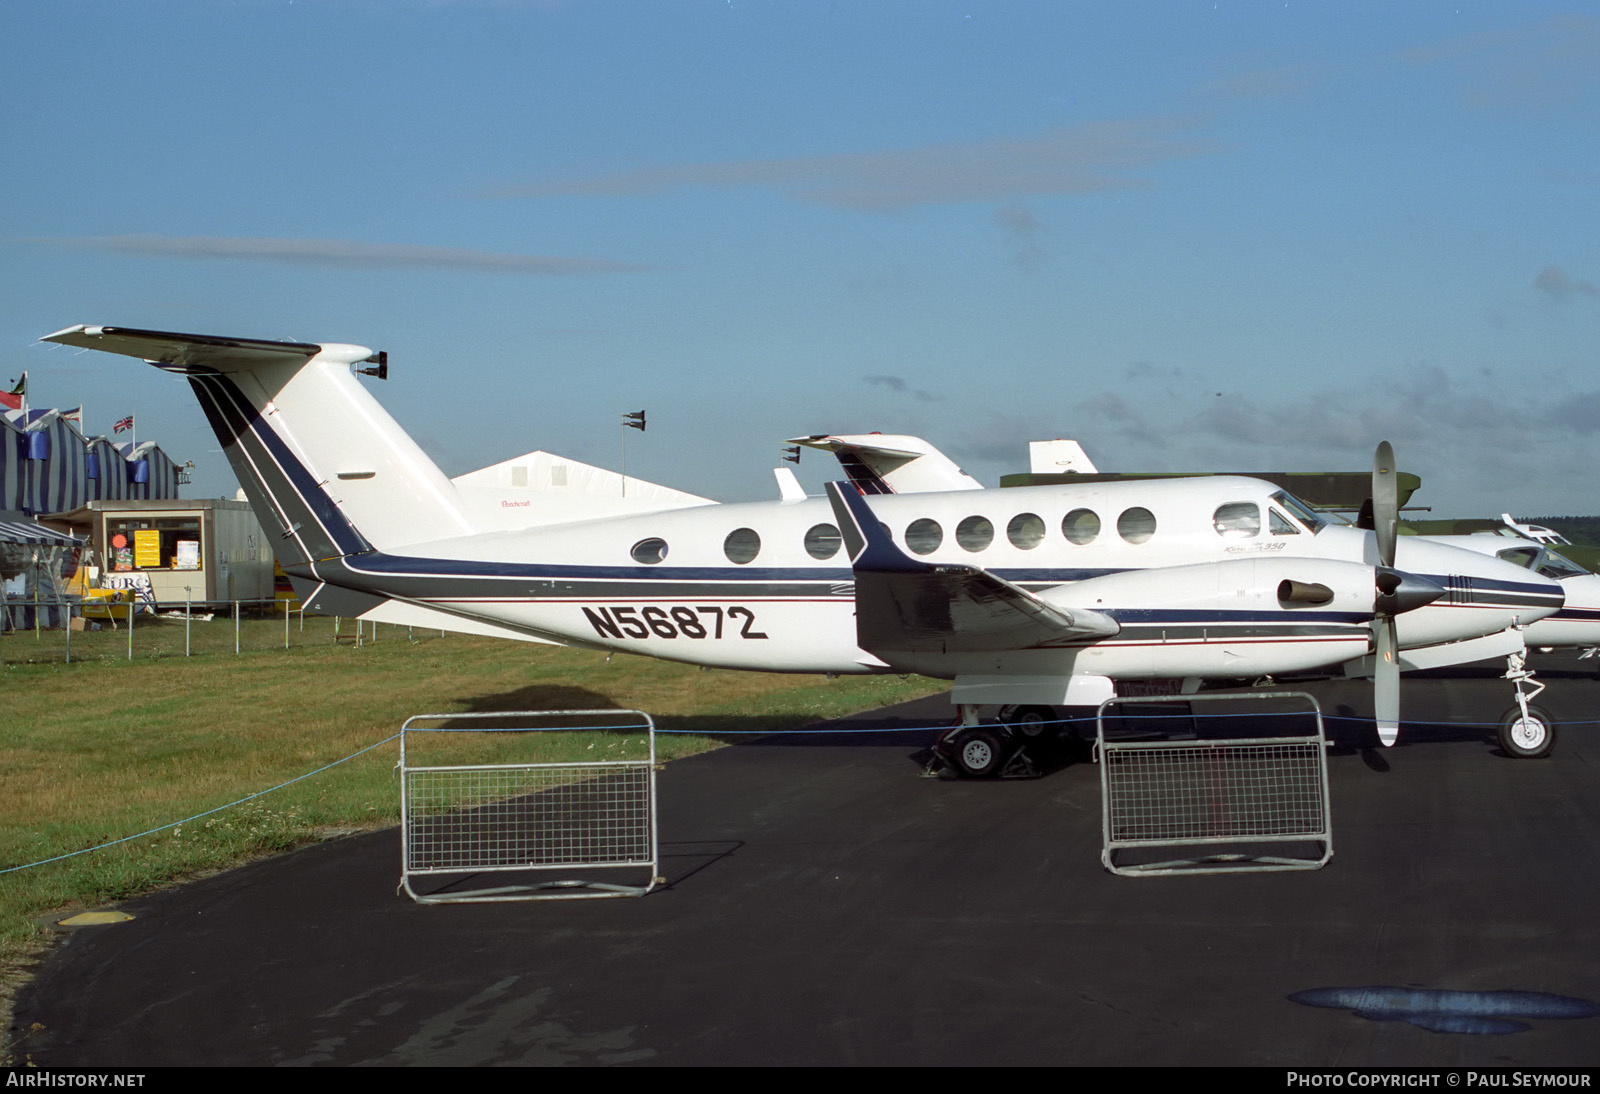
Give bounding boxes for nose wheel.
[1500,652,1555,759]
[1498,704,1554,759]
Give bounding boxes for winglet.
[824,480,930,573]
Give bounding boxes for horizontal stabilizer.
[824,481,1118,654]
[792,433,983,494]
[42,324,475,556]
[42,325,335,372]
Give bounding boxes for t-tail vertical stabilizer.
[40,326,475,564]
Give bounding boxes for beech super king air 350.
[796,431,1594,761]
[42,325,1569,769]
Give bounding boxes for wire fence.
[0,595,449,663]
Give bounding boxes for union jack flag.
[113,415,134,433]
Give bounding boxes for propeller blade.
[1373,440,1398,569]
[1374,616,1400,747]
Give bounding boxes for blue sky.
[4,1,1597,517]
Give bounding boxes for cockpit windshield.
[1270,491,1326,534]
[1497,546,1589,580]
[1538,552,1589,580]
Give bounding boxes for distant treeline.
[1520,516,1600,547]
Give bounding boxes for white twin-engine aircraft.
[43,325,1569,769]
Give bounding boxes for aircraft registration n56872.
[41,325,1568,769]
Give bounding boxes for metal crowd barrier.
[1098,691,1333,876]
[399,710,662,903]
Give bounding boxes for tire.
[1011,705,1058,741]
[1498,704,1556,759]
[952,727,1009,778]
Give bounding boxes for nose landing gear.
[1499,651,1555,759]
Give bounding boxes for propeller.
[1367,442,1444,746]
[1372,441,1401,746]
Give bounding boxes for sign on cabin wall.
[133,528,161,569]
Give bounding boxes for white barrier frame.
[1098,691,1332,876]
[399,709,661,903]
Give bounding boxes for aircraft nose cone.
[1375,567,1446,615]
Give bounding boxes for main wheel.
[1498,704,1556,759]
[1011,705,1058,741]
[952,727,1009,778]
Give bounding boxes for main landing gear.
[928,704,1089,778]
[1498,651,1555,759]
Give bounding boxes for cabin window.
[956,516,993,552]
[1212,502,1260,539]
[723,527,761,564]
[804,523,842,560]
[1007,512,1045,550]
[905,518,943,556]
[1269,509,1299,536]
[630,537,668,565]
[1062,508,1100,545]
[1117,507,1157,544]
[106,517,203,571]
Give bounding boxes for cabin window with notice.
[105,517,201,571]
[1212,502,1260,539]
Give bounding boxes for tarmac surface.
[12,653,1600,1066]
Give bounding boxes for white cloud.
[494,119,1216,213]
[18,235,651,275]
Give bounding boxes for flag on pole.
[60,406,83,427]
[114,414,135,433]
[0,373,24,412]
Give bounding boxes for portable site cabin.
[45,499,275,608]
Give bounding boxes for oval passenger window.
[905,518,943,556]
[956,516,994,552]
[723,527,761,564]
[1062,508,1100,545]
[1117,507,1156,544]
[630,538,668,564]
[804,523,842,560]
[1007,513,1045,550]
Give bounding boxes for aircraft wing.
[824,482,1119,653]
